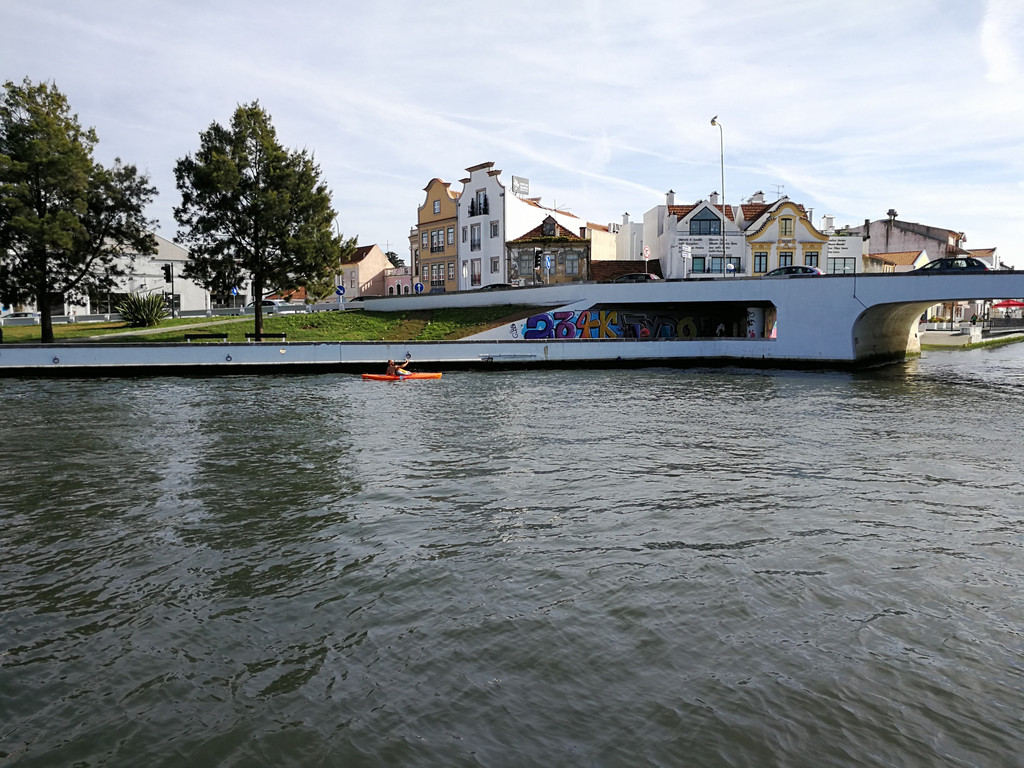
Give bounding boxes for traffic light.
[161,264,172,282]
[534,252,542,270]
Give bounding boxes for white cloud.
[981,0,1024,83]
[3,0,1023,265]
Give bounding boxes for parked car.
[4,311,39,318]
[477,283,512,291]
[762,265,823,278]
[243,299,295,313]
[911,257,989,274]
[612,273,661,283]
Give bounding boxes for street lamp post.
[710,116,726,275]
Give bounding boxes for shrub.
[117,293,168,327]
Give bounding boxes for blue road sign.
[415,282,424,294]
[335,285,345,296]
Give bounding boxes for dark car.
[762,265,823,278]
[478,283,512,291]
[912,257,989,274]
[612,273,661,283]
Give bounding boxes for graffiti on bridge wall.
[522,309,701,340]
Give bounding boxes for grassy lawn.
[1,307,533,344]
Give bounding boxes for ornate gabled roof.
[508,217,585,243]
[421,178,461,199]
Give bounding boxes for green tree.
[305,233,359,303]
[174,102,343,339]
[386,251,405,268]
[0,78,157,343]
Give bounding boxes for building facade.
[413,178,460,293]
[507,215,591,285]
[339,244,391,298]
[454,162,583,290]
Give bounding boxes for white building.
[645,191,846,278]
[455,162,584,289]
[76,234,212,317]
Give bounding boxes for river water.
[2,346,1023,767]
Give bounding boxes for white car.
[243,299,288,313]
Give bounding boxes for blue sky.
[4,0,1023,264]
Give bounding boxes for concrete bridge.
[2,272,1023,376]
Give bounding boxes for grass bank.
[921,333,1024,351]
[1,306,533,344]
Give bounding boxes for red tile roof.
[869,250,924,266]
[669,203,736,222]
[341,245,375,265]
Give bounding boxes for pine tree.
[0,78,157,343]
[174,102,343,339]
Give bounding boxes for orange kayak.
[362,372,442,381]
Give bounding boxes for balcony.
[468,198,489,217]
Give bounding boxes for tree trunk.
[38,283,54,344]
[252,276,264,342]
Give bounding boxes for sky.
[3,0,1024,265]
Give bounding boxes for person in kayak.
[385,357,411,376]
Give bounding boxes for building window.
[780,217,794,236]
[754,252,768,273]
[710,256,724,273]
[566,253,579,275]
[461,226,467,243]
[470,189,489,216]
[431,228,444,253]
[421,264,429,279]
[490,220,499,238]
[448,262,455,281]
[804,252,819,267]
[779,252,794,267]
[490,257,500,273]
[692,256,706,273]
[470,223,481,251]
[516,253,532,278]
[431,263,442,286]
[433,200,440,215]
[447,226,455,245]
[689,208,722,235]
[828,258,856,274]
[421,231,428,248]
[471,258,482,286]
[726,257,742,274]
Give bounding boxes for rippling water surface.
[2,347,1023,767]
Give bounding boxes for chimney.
[709,191,720,206]
[622,212,630,225]
[666,190,675,206]
[750,190,765,204]
[822,214,835,233]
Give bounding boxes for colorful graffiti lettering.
[522,309,701,340]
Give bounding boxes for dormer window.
[542,216,556,237]
[433,200,440,214]
[780,217,794,236]
[689,208,721,236]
